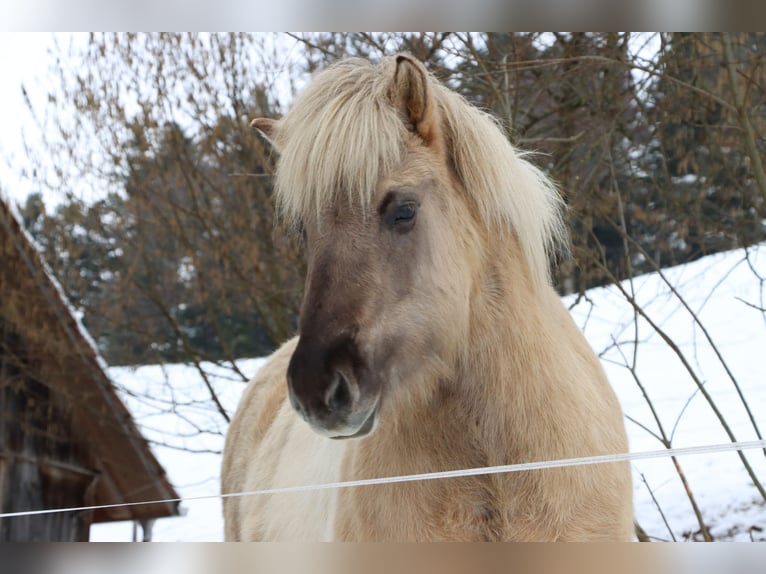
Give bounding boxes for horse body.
[222,54,633,541]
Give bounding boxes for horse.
[221,54,634,541]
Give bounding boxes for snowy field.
[91,243,766,542]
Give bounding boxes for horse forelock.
[274,56,568,287]
[274,58,406,227]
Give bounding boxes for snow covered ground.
[91,243,766,542]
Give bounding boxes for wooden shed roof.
[0,196,180,523]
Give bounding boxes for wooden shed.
[0,197,180,541]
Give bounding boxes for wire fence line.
[1,439,765,520]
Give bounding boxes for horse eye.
[386,202,417,231]
[394,203,416,223]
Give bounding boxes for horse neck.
[455,232,563,457]
[367,232,560,466]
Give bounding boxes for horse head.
[251,54,565,439]
[252,55,478,438]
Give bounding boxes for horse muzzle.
[286,336,380,439]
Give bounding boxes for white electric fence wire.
[1,439,765,519]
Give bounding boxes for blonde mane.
[273,56,567,286]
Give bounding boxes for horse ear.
[390,54,438,144]
[250,118,282,149]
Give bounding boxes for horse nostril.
[325,372,352,413]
